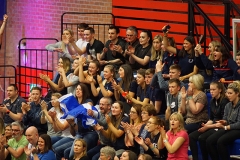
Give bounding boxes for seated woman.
[128,30,152,71]
[158,112,189,160]
[135,116,167,160]
[45,28,76,62]
[58,57,80,95]
[3,124,13,160]
[206,81,240,160]
[125,69,150,106]
[180,74,209,134]
[120,150,137,160]
[90,65,116,103]
[189,81,229,160]
[91,101,129,159]
[162,25,198,82]
[149,35,163,69]
[40,57,71,96]
[78,56,100,105]
[212,45,240,81]
[113,64,138,113]
[53,83,94,160]
[195,40,221,83]
[122,104,143,154]
[70,139,89,160]
[40,93,64,137]
[27,134,56,160]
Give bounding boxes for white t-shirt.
[75,39,88,58]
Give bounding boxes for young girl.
[149,35,163,69]
[158,112,189,160]
[135,116,167,160]
[125,69,150,106]
[78,56,100,105]
[189,81,229,160]
[46,28,75,62]
[90,65,116,103]
[162,25,198,82]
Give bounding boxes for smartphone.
[163,25,171,33]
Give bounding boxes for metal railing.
[0,65,16,102]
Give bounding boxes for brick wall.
[0,0,112,101]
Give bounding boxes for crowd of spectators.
[1,14,240,160]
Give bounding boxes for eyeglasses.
[12,129,20,132]
[147,121,156,125]
[129,111,137,114]
[126,34,134,37]
[99,103,109,106]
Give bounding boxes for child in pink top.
[158,112,189,160]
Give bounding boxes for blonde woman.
[46,28,75,62]
[149,35,163,69]
[71,139,89,160]
[180,74,209,134]
[158,112,189,160]
[195,40,222,82]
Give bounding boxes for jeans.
[52,137,74,160]
[51,136,63,146]
[68,131,98,159]
[185,122,201,134]
[87,144,106,160]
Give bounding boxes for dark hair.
[168,78,181,87]
[77,23,89,29]
[8,84,18,91]
[30,86,42,93]
[126,26,138,36]
[130,104,142,125]
[124,150,137,160]
[237,51,240,57]
[85,27,95,34]
[168,37,176,48]
[89,60,100,75]
[141,30,152,44]
[108,25,120,34]
[76,83,90,104]
[210,81,226,102]
[119,64,134,91]
[213,45,232,66]
[178,36,195,59]
[38,134,52,154]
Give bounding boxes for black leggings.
[189,128,216,160]
[206,129,240,160]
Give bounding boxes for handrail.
[61,12,115,40]
[187,0,233,51]
[229,0,240,15]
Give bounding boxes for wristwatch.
[163,139,168,143]
[4,144,9,149]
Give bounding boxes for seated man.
[84,27,104,61]
[0,121,28,160]
[22,87,47,134]
[165,79,182,121]
[24,126,39,160]
[0,84,25,124]
[97,25,126,70]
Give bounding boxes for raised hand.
[134,136,145,145]
[97,75,103,84]
[40,100,48,111]
[156,60,164,72]
[105,114,111,124]
[181,86,187,99]
[3,14,8,21]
